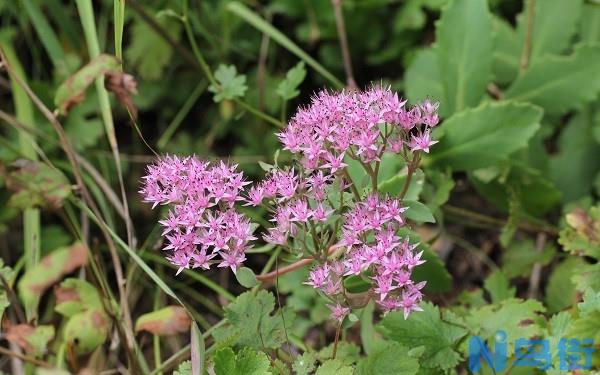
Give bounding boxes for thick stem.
[519,0,536,74]
[399,153,419,200]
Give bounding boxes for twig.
[527,232,547,299]
[399,154,420,200]
[331,0,356,90]
[519,0,536,74]
[257,245,341,282]
[332,321,343,359]
[0,346,52,368]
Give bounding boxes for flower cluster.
[276,86,439,171]
[140,156,255,274]
[306,194,426,320]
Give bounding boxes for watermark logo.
[468,330,594,372]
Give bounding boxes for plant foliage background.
[1,0,600,374]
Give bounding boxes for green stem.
[114,0,125,61]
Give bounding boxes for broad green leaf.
[581,3,600,43]
[64,98,104,151]
[213,347,272,375]
[428,102,542,171]
[483,271,516,303]
[4,160,71,210]
[356,341,420,375]
[63,308,110,354]
[235,267,259,288]
[492,17,520,84]
[505,45,600,115]
[125,17,180,80]
[421,169,454,211]
[5,324,54,356]
[465,298,545,352]
[18,242,88,317]
[436,0,493,115]
[515,0,584,63]
[224,290,294,349]
[377,302,467,370]
[318,342,360,366]
[54,278,103,317]
[315,359,354,375]
[209,64,248,102]
[277,61,306,100]
[404,200,435,223]
[546,257,584,313]
[568,289,600,342]
[378,169,424,200]
[502,240,556,279]
[54,54,120,115]
[135,306,191,336]
[404,49,444,113]
[360,301,382,355]
[549,109,600,202]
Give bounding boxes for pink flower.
[409,131,438,153]
[327,303,350,322]
[305,264,330,289]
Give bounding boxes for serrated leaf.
[404,49,445,114]
[505,45,600,115]
[292,352,317,375]
[224,290,294,349]
[277,61,306,100]
[173,360,192,375]
[315,359,354,375]
[427,102,542,171]
[465,298,546,352]
[484,271,516,303]
[135,306,191,336]
[209,64,248,102]
[377,302,467,370]
[356,341,420,375]
[235,267,258,288]
[125,17,180,80]
[213,347,272,375]
[436,0,493,115]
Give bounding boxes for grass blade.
[22,0,68,72]
[191,322,205,375]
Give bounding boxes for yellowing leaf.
[135,306,191,336]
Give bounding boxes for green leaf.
[505,45,600,115]
[421,169,455,211]
[515,0,584,63]
[568,289,600,342]
[315,359,354,375]
[412,247,452,294]
[5,324,54,356]
[427,102,542,171]
[235,267,259,288]
[64,99,104,151]
[135,306,191,336]
[404,200,435,223]
[502,240,556,279]
[545,257,585,313]
[484,270,516,303]
[377,302,467,370]
[4,160,72,210]
[292,352,317,375]
[549,109,600,202]
[224,290,294,349]
[581,3,600,43]
[277,62,306,100]
[54,278,103,317]
[173,360,192,375]
[356,341,420,375]
[492,17,520,84]
[436,0,493,115]
[18,242,88,317]
[0,291,9,322]
[63,308,110,354]
[213,347,272,375]
[125,17,181,80]
[191,322,205,375]
[209,64,248,102]
[54,54,120,115]
[404,49,444,112]
[378,169,424,200]
[465,298,545,352]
